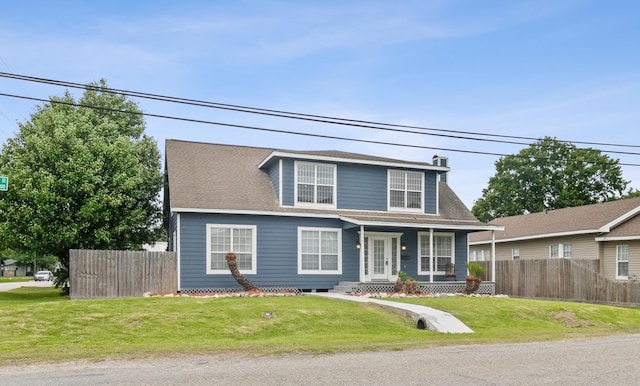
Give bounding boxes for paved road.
[1,334,639,385]
[0,280,54,292]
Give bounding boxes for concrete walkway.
[306,292,473,334]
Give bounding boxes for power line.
[1,72,639,154]
[0,72,532,147]
[2,90,639,168]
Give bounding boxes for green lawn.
[2,287,640,365]
[0,276,33,283]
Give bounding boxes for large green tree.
[0,80,163,268]
[472,137,629,222]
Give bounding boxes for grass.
[392,296,640,343]
[2,287,640,366]
[0,276,33,283]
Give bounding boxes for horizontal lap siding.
[338,166,438,213]
[337,164,387,211]
[168,213,178,251]
[281,159,294,206]
[471,234,599,261]
[454,232,468,278]
[179,213,360,290]
[600,240,640,280]
[424,172,437,214]
[267,162,279,200]
[281,160,439,213]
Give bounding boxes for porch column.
[359,225,365,282]
[429,228,434,283]
[491,230,496,282]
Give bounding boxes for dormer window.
[295,161,336,208]
[388,170,423,211]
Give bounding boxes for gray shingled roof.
[469,196,640,243]
[165,139,487,228]
[165,140,278,211]
[270,149,442,168]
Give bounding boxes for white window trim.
[387,169,424,213]
[616,245,629,280]
[362,231,403,281]
[206,224,257,275]
[549,243,571,259]
[294,161,337,209]
[417,231,455,275]
[298,227,342,275]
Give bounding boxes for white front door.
[366,233,401,281]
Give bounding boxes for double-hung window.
[617,245,629,279]
[295,162,336,208]
[418,232,454,273]
[549,244,559,258]
[388,170,423,211]
[550,243,571,259]
[471,249,490,261]
[298,227,342,274]
[206,224,257,274]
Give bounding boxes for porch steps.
[329,281,360,294]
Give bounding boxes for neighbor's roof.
[164,139,494,230]
[469,196,640,244]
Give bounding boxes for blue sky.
[0,0,639,208]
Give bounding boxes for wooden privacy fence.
[69,249,177,299]
[479,259,640,306]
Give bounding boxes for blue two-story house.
[164,139,498,293]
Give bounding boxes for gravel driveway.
[1,334,639,385]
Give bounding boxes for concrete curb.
[306,292,473,334]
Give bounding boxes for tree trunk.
[225,252,259,291]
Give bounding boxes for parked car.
[34,270,53,281]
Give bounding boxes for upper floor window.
[295,162,336,208]
[388,170,423,211]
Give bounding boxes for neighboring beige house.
[469,197,640,281]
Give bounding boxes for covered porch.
[340,213,501,286]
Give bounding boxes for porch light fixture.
[401,243,407,251]
[356,242,361,249]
